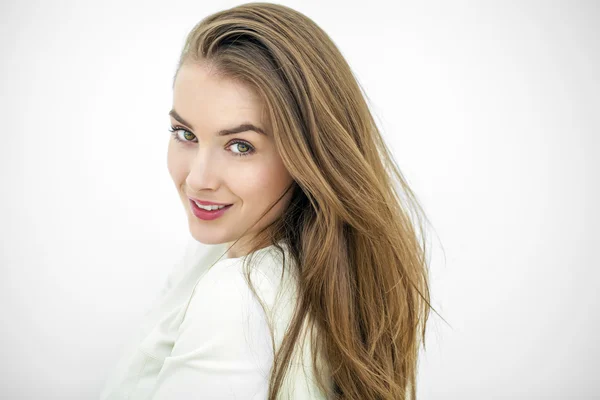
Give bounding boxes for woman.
[100,3,436,399]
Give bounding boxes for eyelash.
[168,125,255,157]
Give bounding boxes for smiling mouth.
[189,199,234,220]
[190,198,230,208]
[195,203,232,211]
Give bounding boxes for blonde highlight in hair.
[173,3,444,399]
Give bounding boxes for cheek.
[231,159,291,204]
[230,164,271,197]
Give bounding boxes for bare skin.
[167,62,294,259]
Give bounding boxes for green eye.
[230,141,253,155]
[168,126,256,157]
[183,131,195,141]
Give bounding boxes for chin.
[189,232,224,246]
[187,223,231,246]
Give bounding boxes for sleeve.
[149,261,276,399]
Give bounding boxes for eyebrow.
[169,109,267,136]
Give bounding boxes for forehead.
[172,63,265,128]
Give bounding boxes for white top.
[99,239,329,399]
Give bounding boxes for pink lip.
[188,196,233,206]
[189,199,233,221]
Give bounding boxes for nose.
[185,148,220,191]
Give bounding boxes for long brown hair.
[173,3,444,399]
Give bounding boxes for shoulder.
[149,248,287,399]
[184,255,273,320]
[177,244,297,340]
[180,244,294,328]
[195,243,296,302]
[192,245,285,303]
[170,255,277,360]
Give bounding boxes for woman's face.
[168,62,294,257]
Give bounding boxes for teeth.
[194,201,227,211]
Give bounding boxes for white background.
[1,0,598,398]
